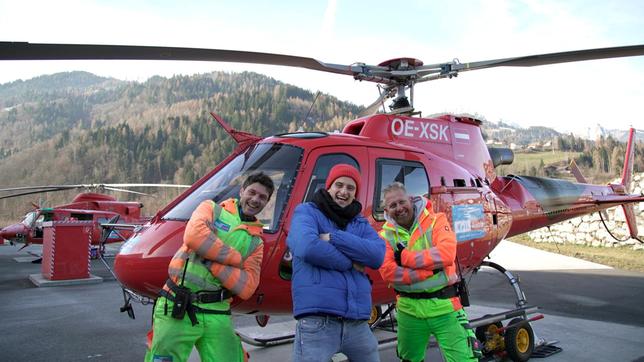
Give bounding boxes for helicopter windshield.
[163,143,303,232]
[21,212,37,227]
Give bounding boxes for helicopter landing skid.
[236,327,399,349]
[237,306,400,349]
[237,331,295,347]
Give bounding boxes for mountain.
[0,71,120,107]
[0,71,641,220]
[483,119,643,146]
[0,71,363,219]
[568,123,644,142]
[481,120,561,147]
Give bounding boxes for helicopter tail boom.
[500,127,643,238]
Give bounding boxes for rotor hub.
[378,57,424,69]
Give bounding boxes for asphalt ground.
[1,241,643,361]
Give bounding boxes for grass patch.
[508,235,644,272]
[513,150,581,167]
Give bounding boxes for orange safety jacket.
[164,198,264,302]
[379,196,462,315]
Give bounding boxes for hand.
[394,242,405,266]
[319,233,330,241]
[353,262,365,273]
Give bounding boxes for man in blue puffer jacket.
[287,163,386,362]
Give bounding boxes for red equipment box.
[41,221,94,280]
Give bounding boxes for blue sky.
[1,0,643,133]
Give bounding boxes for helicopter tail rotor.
[617,128,639,239]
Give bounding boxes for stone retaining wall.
[526,173,644,250]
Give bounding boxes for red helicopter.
[0,184,188,248]
[3,42,644,358]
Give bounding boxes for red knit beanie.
[325,164,361,194]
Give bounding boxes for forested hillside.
[0,71,641,221]
[484,121,643,181]
[0,71,362,219]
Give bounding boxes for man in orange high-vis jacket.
[378,182,479,362]
[145,172,274,362]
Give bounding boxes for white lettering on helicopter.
[390,118,450,143]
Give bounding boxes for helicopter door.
[32,213,46,239]
[302,153,362,203]
[370,157,430,222]
[368,153,432,298]
[278,147,366,281]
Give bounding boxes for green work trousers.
[396,308,478,362]
[144,298,245,362]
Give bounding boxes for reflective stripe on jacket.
[379,196,462,318]
[164,198,264,309]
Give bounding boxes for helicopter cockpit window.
[21,212,37,227]
[303,154,359,202]
[163,143,303,233]
[373,159,429,221]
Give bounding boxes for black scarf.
[237,203,257,222]
[312,189,362,230]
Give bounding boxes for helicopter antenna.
[302,91,321,128]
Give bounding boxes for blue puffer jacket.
[287,202,385,320]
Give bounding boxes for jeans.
[293,315,380,362]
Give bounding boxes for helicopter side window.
[32,213,46,238]
[303,154,359,202]
[373,159,429,221]
[163,143,303,233]
[70,213,93,221]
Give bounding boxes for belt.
[296,313,359,321]
[158,279,231,326]
[164,278,233,304]
[396,284,459,300]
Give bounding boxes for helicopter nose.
[0,224,26,240]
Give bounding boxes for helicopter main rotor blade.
[102,186,150,196]
[103,183,191,188]
[432,44,644,76]
[3,42,644,87]
[0,185,81,192]
[0,187,74,200]
[0,42,357,77]
[0,183,188,199]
